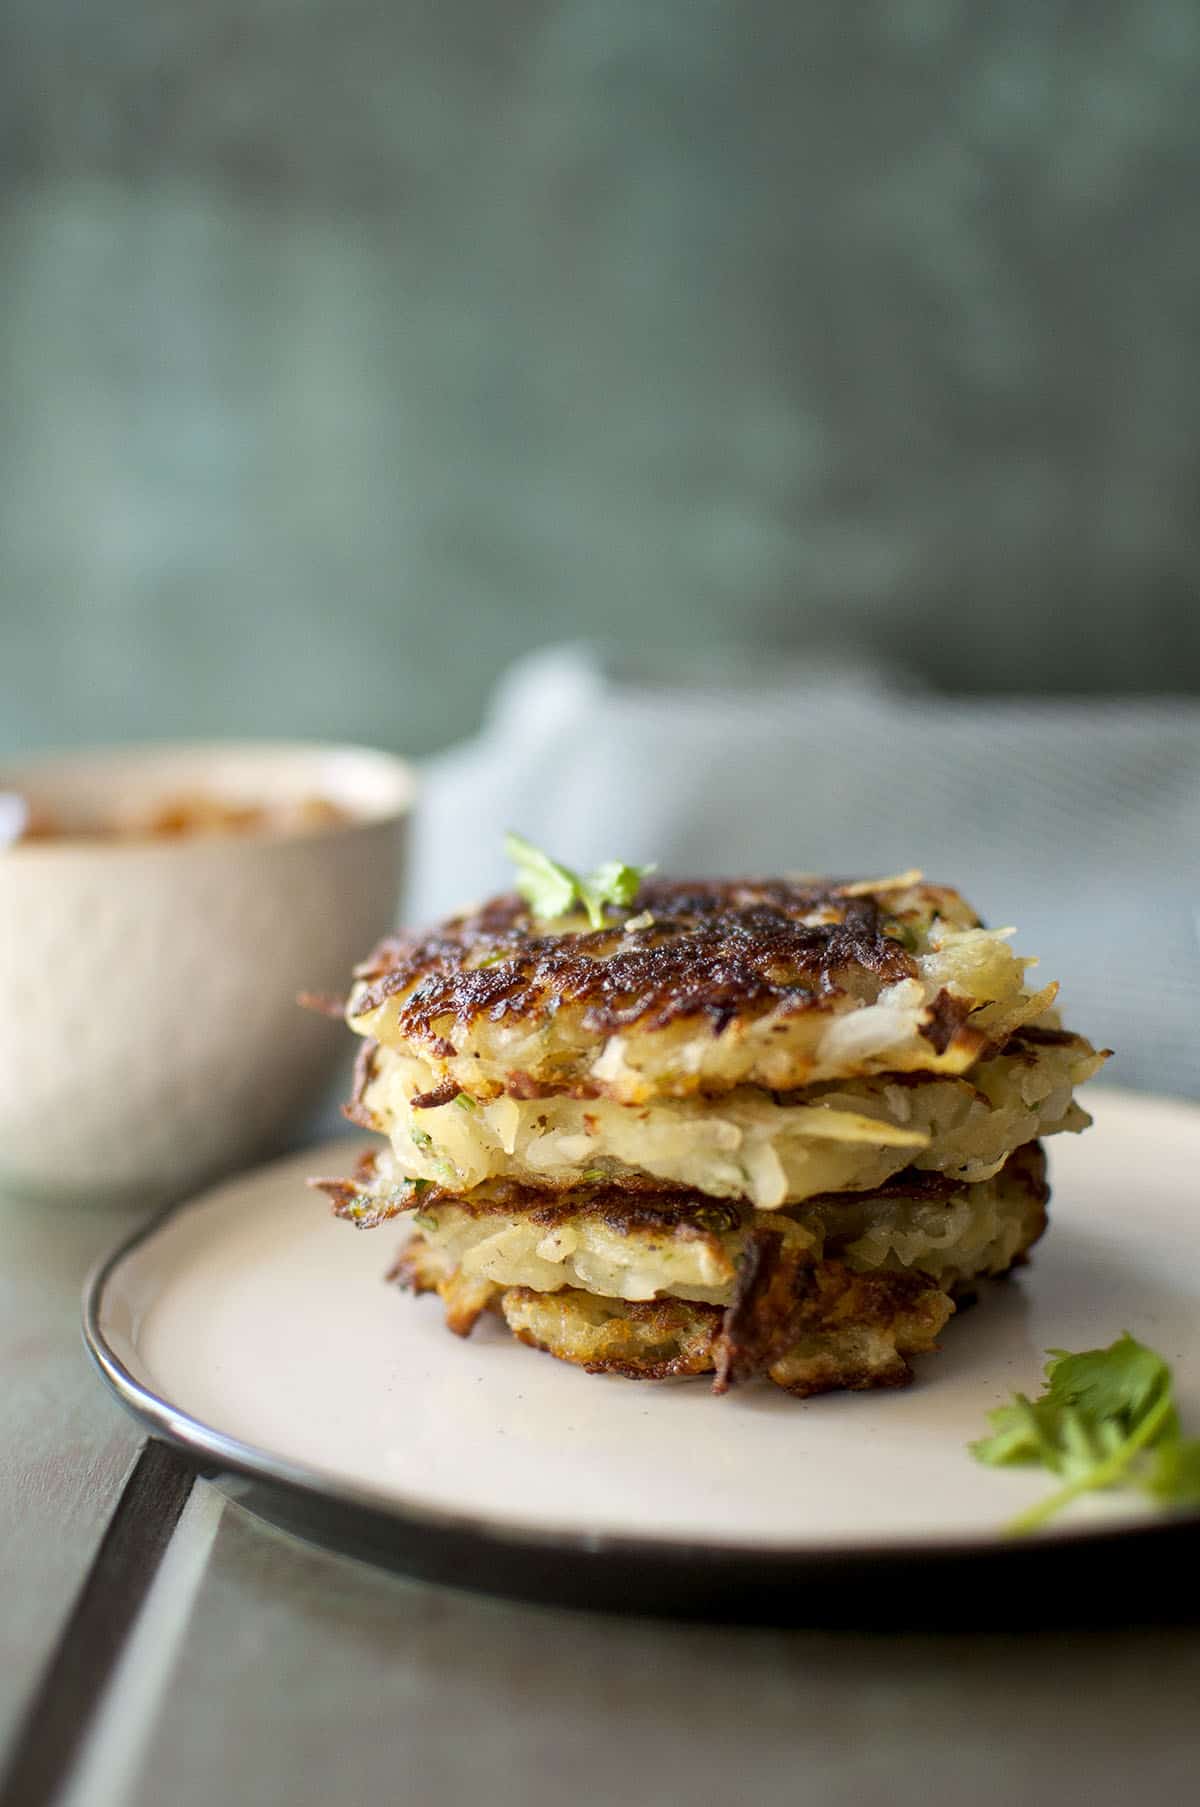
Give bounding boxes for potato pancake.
[348,876,1057,1102]
[313,859,1102,1401]
[352,1025,1102,1208]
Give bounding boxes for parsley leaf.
[503,833,578,920]
[581,860,645,917]
[504,832,654,930]
[971,1333,1197,1534]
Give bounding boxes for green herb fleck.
[410,1127,433,1152]
[971,1333,1200,1534]
[504,831,655,931]
[455,1093,478,1113]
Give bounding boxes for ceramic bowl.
[0,741,415,1203]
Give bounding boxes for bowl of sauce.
[0,741,416,1203]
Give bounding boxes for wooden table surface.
[3,1179,1199,1807]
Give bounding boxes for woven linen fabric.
[410,645,1200,1099]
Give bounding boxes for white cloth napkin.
[410,644,1200,1098]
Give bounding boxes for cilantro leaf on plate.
[971,1333,1196,1534]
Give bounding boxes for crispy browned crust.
[712,1230,812,1392]
[801,1168,964,1210]
[314,1168,741,1228]
[311,1139,1049,1246]
[391,1231,958,1396]
[711,1238,952,1395]
[389,1233,501,1335]
[349,878,972,1045]
[308,1145,436,1229]
[762,1262,953,1396]
[499,1258,948,1395]
[504,1289,722,1379]
[770,1067,989,1106]
[416,1180,743,1235]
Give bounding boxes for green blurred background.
[2,1,1199,758]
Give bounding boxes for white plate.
[86,1089,1200,1620]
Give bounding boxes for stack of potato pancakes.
[315,871,1106,1397]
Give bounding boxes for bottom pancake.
[396,1234,953,1396]
[378,1143,1048,1397]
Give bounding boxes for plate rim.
[79,1098,1200,1615]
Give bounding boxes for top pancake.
[347,874,1056,1103]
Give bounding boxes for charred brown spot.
[409,1077,462,1110]
[503,1071,601,1101]
[505,1071,548,1100]
[1007,1024,1079,1048]
[349,879,935,1045]
[919,988,975,1054]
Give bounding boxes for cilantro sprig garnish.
[972,1333,1200,1534]
[504,832,654,931]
